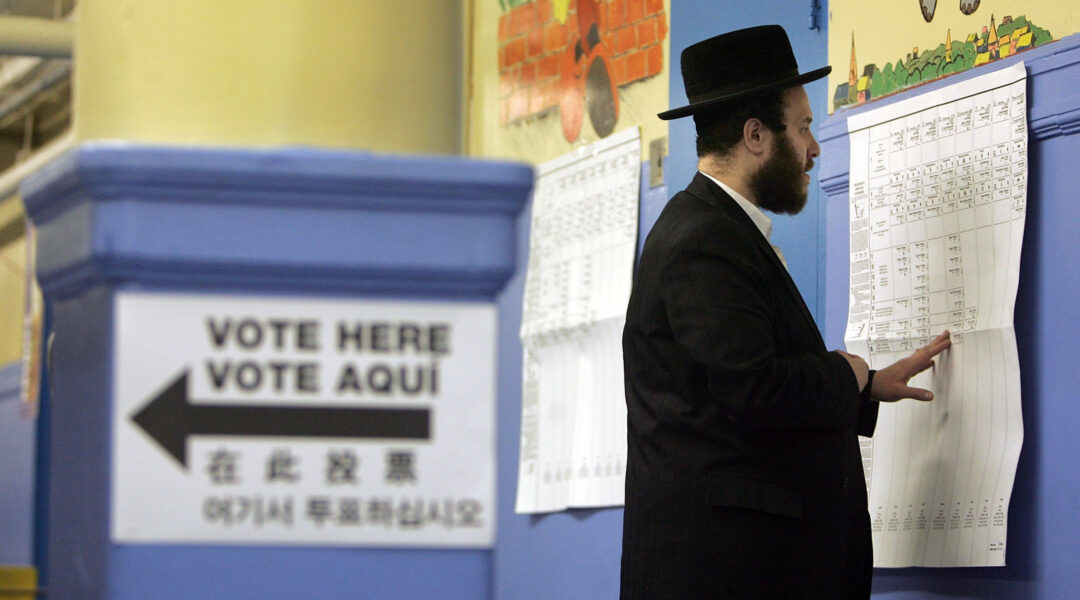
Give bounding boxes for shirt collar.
[699,171,772,241]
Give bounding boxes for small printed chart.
[112,291,496,548]
[845,62,1026,567]
[515,127,640,513]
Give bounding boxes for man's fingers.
[902,386,934,401]
[912,360,935,377]
[906,331,951,372]
[922,330,952,355]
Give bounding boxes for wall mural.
[482,0,668,162]
[828,0,1077,113]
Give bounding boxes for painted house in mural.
[857,64,876,103]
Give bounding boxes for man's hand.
[836,350,869,392]
[872,330,952,402]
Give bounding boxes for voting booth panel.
[22,145,532,599]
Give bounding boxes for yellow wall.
[76,0,464,155]
[4,1,471,368]
[0,196,27,365]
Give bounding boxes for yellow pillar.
[0,566,38,600]
[75,0,463,154]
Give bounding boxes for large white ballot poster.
[516,127,640,513]
[845,63,1027,567]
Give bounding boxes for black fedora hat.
[658,25,831,120]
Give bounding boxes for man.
[620,25,951,599]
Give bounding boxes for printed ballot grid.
[516,127,640,513]
[845,64,1026,567]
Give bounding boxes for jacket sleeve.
[659,221,862,431]
[857,370,879,437]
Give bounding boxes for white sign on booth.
[111,291,496,548]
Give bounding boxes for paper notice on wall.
[113,292,498,548]
[516,127,640,513]
[20,221,42,419]
[845,63,1026,567]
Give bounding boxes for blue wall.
[0,361,35,566]
[492,3,831,599]
[492,5,1080,600]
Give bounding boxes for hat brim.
[658,65,832,120]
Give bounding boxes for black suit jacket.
[620,173,878,599]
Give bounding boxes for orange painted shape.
[538,54,560,79]
[626,0,645,23]
[511,3,537,37]
[576,0,601,39]
[638,19,656,46]
[558,44,585,141]
[545,22,567,52]
[627,48,647,81]
[656,12,667,41]
[645,0,664,16]
[537,0,554,23]
[609,0,626,29]
[522,62,538,86]
[560,86,584,141]
[499,13,511,41]
[616,26,637,54]
[505,39,527,67]
[528,28,545,57]
[647,43,663,77]
[612,54,629,86]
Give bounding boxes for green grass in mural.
[836,14,1052,110]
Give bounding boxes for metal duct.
[0,15,72,58]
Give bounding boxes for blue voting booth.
[21,145,532,599]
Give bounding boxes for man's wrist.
[861,369,876,401]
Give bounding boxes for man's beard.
[749,134,810,215]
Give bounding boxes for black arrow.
[131,371,430,469]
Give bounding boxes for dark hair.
[694,90,787,158]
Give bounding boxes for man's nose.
[808,134,821,159]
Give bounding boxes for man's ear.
[743,118,772,158]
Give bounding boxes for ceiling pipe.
[0,60,70,127]
[0,129,74,201]
[0,16,73,58]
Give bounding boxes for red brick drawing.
[498,0,668,142]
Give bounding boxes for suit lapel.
[684,173,825,348]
